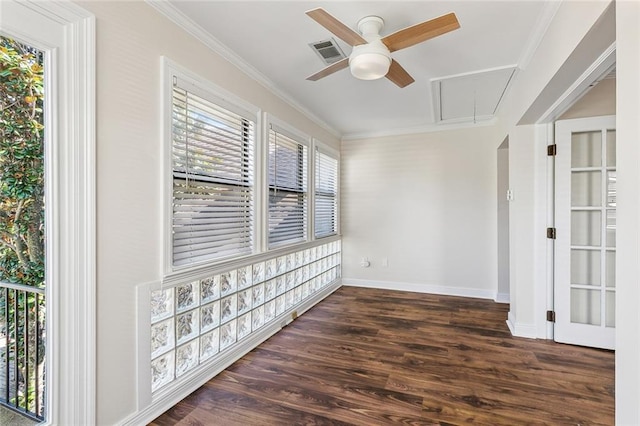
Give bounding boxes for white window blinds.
[314,149,338,238]
[172,81,255,266]
[268,126,308,247]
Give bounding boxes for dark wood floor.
[151,286,615,426]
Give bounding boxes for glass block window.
[171,76,255,267]
[149,240,341,393]
[268,124,308,247]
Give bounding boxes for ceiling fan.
[306,8,460,88]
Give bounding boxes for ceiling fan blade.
[386,59,415,88]
[381,12,460,52]
[306,57,350,81]
[306,8,367,47]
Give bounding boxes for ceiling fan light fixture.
[349,43,391,80]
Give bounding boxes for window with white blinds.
[314,148,338,238]
[268,125,308,247]
[171,80,255,267]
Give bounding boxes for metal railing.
[0,281,45,422]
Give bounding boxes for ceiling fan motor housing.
[349,16,391,80]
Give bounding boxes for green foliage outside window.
[0,36,45,287]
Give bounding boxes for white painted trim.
[507,311,538,339]
[537,43,616,124]
[123,279,342,426]
[342,278,496,300]
[517,0,563,70]
[146,0,340,139]
[494,292,510,304]
[3,1,97,424]
[341,117,499,141]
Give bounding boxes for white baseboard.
[120,280,342,426]
[506,310,538,339]
[342,278,496,300]
[494,292,510,304]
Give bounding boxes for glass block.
[237,312,252,340]
[321,258,328,272]
[286,253,295,272]
[200,276,219,304]
[309,277,318,293]
[200,328,219,362]
[323,244,329,257]
[606,290,615,327]
[176,339,199,377]
[295,269,302,286]
[304,249,311,265]
[572,171,601,207]
[302,282,310,299]
[572,131,601,168]
[151,351,174,392]
[302,265,309,282]
[264,300,275,323]
[276,256,286,275]
[571,288,601,325]
[253,283,264,306]
[571,210,601,246]
[252,261,265,283]
[151,318,174,359]
[570,249,600,286]
[265,258,276,279]
[176,281,199,313]
[200,301,220,333]
[237,265,253,289]
[275,295,285,316]
[337,240,341,252]
[606,251,615,288]
[220,294,237,324]
[606,129,616,167]
[286,290,295,309]
[285,272,294,291]
[220,319,237,351]
[220,270,237,296]
[237,289,252,315]
[294,286,302,303]
[310,246,317,261]
[252,305,265,330]
[265,279,276,301]
[310,261,317,278]
[295,251,303,268]
[331,241,337,253]
[151,288,174,323]
[176,309,199,345]
[276,275,285,295]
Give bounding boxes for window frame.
[163,58,262,275]
[264,114,311,250]
[312,140,340,239]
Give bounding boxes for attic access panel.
[432,66,517,124]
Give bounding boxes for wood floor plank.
[151,286,614,426]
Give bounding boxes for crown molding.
[341,116,499,141]
[145,0,341,140]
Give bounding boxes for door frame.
[0,1,96,424]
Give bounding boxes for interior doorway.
[497,138,510,303]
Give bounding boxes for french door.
[554,115,615,350]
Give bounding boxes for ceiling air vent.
[309,38,346,65]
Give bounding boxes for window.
[171,77,255,267]
[267,124,308,247]
[314,147,338,238]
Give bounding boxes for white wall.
[75,2,339,424]
[615,1,640,423]
[559,77,615,120]
[341,124,503,299]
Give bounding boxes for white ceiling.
[160,1,555,138]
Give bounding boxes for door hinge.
[546,310,556,322]
[547,144,557,156]
[546,227,556,239]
